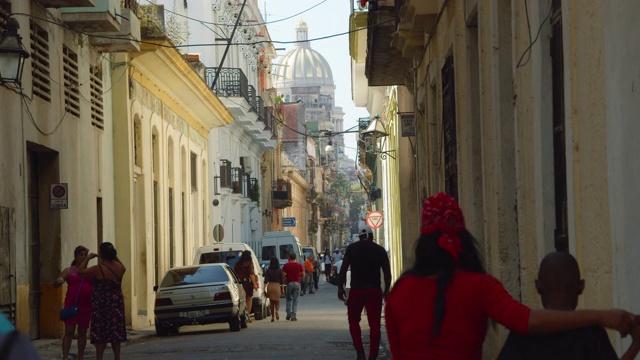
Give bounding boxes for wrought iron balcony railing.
[206,67,249,100]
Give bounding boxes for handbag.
[60,277,84,321]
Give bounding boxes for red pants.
[347,288,382,358]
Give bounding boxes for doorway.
[27,142,60,339]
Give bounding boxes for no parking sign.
[50,183,68,209]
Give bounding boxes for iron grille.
[442,56,458,200]
[551,0,568,252]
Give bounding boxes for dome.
[273,20,334,89]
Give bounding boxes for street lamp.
[362,114,396,160]
[0,18,30,85]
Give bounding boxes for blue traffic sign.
[282,217,296,227]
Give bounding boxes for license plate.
[181,310,206,318]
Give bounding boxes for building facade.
[0,0,139,338]
[111,38,232,329]
[352,0,640,356]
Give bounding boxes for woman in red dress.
[54,245,93,360]
[385,192,638,360]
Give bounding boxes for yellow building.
[111,38,232,329]
[351,0,640,357]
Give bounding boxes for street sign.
[366,210,383,229]
[282,217,296,227]
[50,183,68,209]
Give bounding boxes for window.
[220,159,231,188]
[231,167,242,194]
[30,21,51,102]
[90,65,104,130]
[551,0,568,252]
[190,152,197,191]
[262,245,276,262]
[63,45,80,117]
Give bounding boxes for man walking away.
[282,252,305,321]
[338,225,391,360]
[302,254,315,295]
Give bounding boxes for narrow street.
[35,279,390,359]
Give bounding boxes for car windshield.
[160,266,229,287]
[199,250,243,269]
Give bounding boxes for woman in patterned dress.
[54,246,93,360]
[78,242,127,360]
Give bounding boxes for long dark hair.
[406,230,485,337]
[239,250,252,265]
[268,256,280,270]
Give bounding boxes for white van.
[260,231,303,267]
[193,243,270,321]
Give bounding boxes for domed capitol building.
[273,20,350,173]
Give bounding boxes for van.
[193,243,270,321]
[301,246,318,262]
[260,231,303,267]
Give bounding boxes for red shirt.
[282,261,304,284]
[385,272,531,360]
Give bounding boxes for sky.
[257,0,368,160]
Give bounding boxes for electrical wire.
[155,0,328,28]
[20,87,68,136]
[516,0,553,68]
[10,13,393,50]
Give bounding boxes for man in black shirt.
[338,225,391,360]
[497,251,640,360]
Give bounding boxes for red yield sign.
[366,210,384,229]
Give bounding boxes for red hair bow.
[420,193,466,261]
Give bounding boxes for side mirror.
[153,285,158,292]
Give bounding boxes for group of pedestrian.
[55,242,126,360]
[339,192,640,360]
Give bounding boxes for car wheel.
[240,309,248,329]
[229,311,241,332]
[155,323,169,337]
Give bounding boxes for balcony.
[60,0,120,33]
[365,2,406,86]
[272,179,293,209]
[90,8,141,52]
[38,0,95,8]
[206,67,276,149]
[206,67,249,102]
[391,0,437,59]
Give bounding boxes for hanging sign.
[400,113,416,137]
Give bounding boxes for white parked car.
[194,243,269,320]
[153,263,248,336]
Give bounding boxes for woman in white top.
[323,249,333,281]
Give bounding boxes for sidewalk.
[33,326,156,360]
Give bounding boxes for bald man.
[497,252,640,360]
